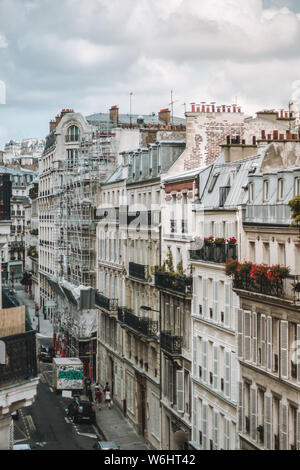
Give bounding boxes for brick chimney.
[49,109,75,132]
[110,106,119,126]
[159,108,171,126]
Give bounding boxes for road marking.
[77,432,98,439]
[49,387,53,393]
[65,417,70,424]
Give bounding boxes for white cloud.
[0,33,7,48]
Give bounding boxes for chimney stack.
[158,108,171,126]
[110,105,119,126]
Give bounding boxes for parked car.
[39,345,54,363]
[93,441,120,450]
[67,397,96,424]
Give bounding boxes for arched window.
[66,125,80,142]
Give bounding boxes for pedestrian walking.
[95,384,102,410]
[104,383,112,409]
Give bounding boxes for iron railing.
[233,273,300,303]
[0,330,38,388]
[128,262,149,281]
[189,243,237,264]
[160,331,183,355]
[95,292,118,311]
[154,272,192,295]
[118,307,159,337]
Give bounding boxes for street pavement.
[13,284,149,451]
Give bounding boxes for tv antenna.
[169,90,178,125]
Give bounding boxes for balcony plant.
[238,261,253,275]
[288,196,300,226]
[228,236,237,245]
[215,237,225,245]
[224,258,239,276]
[204,236,214,245]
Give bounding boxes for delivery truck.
[52,358,84,394]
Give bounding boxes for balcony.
[232,272,300,303]
[0,330,38,388]
[160,331,183,355]
[190,243,237,264]
[154,271,192,296]
[118,307,159,338]
[95,291,118,312]
[128,262,149,281]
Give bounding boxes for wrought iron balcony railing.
[233,273,300,303]
[95,291,118,311]
[0,330,38,388]
[154,271,192,295]
[128,262,149,281]
[160,331,183,355]
[118,307,159,338]
[189,243,237,264]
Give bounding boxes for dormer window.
[294,177,300,196]
[248,182,254,203]
[263,179,269,202]
[277,178,284,201]
[66,125,80,142]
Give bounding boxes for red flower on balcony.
[228,237,237,245]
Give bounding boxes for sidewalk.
[92,386,149,450]
[13,283,53,339]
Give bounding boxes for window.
[294,177,300,196]
[208,173,219,193]
[67,125,79,142]
[277,178,284,201]
[263,180,269,202]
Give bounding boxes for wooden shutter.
[193,335,197,377]
[250,385,257,442]
[261,314,266,368]
[176,370,184,414]
[267,316,272,372]
[224,349,231,399]
[213,410,219,450]
[279,401,288,450]
[280,321,289,380]
[296,409,300,450]
[202,340,208,383]
[297,325,300,385]
[213,345,218,391]
[237,308,244,359]
[202,403,208,450]
[252,312,257,365]
[230,351,238,403]
[244,310,252,362]
[238,381,244,433]
[213,281,219,323]
[203,279,208,319]
[192,396,197,442]
[264,393,272,450]
[224,283,231,328]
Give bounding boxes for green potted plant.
[224,258,239,276]
[215,237,225,245]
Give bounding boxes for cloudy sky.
[0,0,300,148]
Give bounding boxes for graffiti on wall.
[57,365,83,389]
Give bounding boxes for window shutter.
[261,315,266,368]
[193,335,197,377]
[168,361,173,403]
[264,393,272,450]
[213,281,218,323]
[230,351,238,403]
[203,279,208,319]
[192,396,197,442]
[225,418,230,450]
[224,283,231,328]
[213,410,219,450]
[244,310,252,362]
[237,308,243,359]
[267,316,272,372]
[252,312,257,365]
[202,403,208,450]
[224,349,231,399]
[296,410,300,450]
[280,321,289,380]
[250,385,257,442]
[176,370,184,413]
[238,381,244,433]
[202,340,208,383]
[279,401,288,451]
[213,345,218,391]
[192,293,198,317]
[297,325,300,385]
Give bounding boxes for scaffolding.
[53,124,117,290]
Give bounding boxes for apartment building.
[24,179,39,303]
[232,139,300,450]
